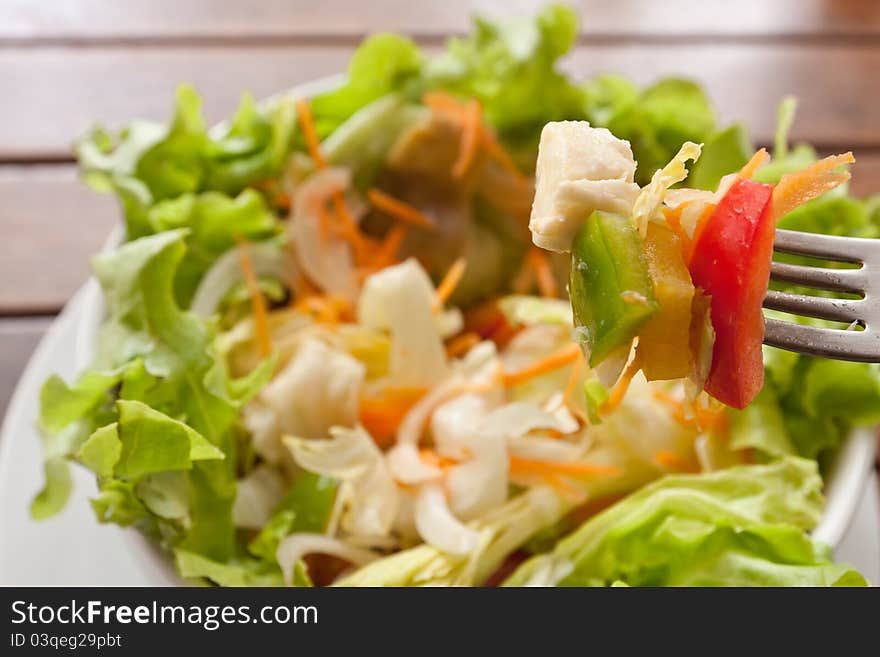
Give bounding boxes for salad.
[32,5,880,587]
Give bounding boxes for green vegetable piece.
[583,378,610,425]
[569,211,658,366]
[247,473,339,562]
[688,123,753,191]
[505,457,866,587]
[113,400,224,479]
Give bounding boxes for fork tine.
[769,261,866,294]
[764,319,880,362]
[774,229,874,263]
[763,289,864,323]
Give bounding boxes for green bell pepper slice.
[569,210,658,366]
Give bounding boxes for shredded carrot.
[452,99,482,179]
[293,294,349,324]
[772,152,855,221]
[479,131,525,180]
[598,354,641,417]
[367,188,437,230]
[295,98,326,169]
[423,91,526,182]
[527,247,559,298]
[422,91,466,117]
[509,455,620,479]
[316,201,335,241]
[512,259,536,295]
[419,448,458,471]
[739,148,770,179]
[236,238,272,358]
[503,343,581,388]
[561,350,585,410]
[445,331,481,359]
[655,450,700,473]
[331,191,373,262]
[652,389,727,433]
[359,387,428,448]
[432,257,467,313]
[372,224,409,269]
[539,473,588,502]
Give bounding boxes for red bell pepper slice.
[688,177,775,409]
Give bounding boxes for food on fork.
[531,121,853,408]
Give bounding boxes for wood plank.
[1,166,116,314]
[3,0,880,40]
[0,318,50,421]
[3,43,879,161]
[3,152,880,315]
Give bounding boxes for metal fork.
[762,229,880,361]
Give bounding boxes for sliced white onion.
[436,308,464,339]
[385,442,443,485]
[242,400,284,465]
[289,167,359,302]
[431,393,492,459]
[414,483,480,556]
[543,392,582,435]
[501,324,569,372]
[663,188,715,209]
[507,435,588,462]
[190,242,290,317]
[358,259,449,388]
[276,533,379,585]
[594,342,633,388]
[232,465,286,529]
[285,425,400,537]
[479,401,563,438]
[395,374,466,445]
[446,434,508,520]
[261,338,365,439]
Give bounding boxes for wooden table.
[2,0,880,424]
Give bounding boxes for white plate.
[2,75,877,585]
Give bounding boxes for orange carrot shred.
[738,148,770,179]
[452,99,482,179]
[359,387,427,448]
[599,354,641,417]
[419,448,458,471]
[295,98,326,169]
[236,238,272,358]
[772,152,855,221]
[367,188,437,230]
[422,91,467,118]
[370,224,409,270]
[432,257,467,313]
[503,343,581,388]
[561,350,585,410]
[655,450,700,473]
[330,191,369,260]
[509,455,620,479]
[479,130,525,180]
[445,331,481,359]
[527,247,559,298]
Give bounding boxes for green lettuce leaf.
[247,472,338,562]
[504,458,865,586]
[36,230,270,565]
[688,123,752,190]
[606,79,716,185]
[174,550,285,587]
[424,4,585,157]
[310,33,424,138]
